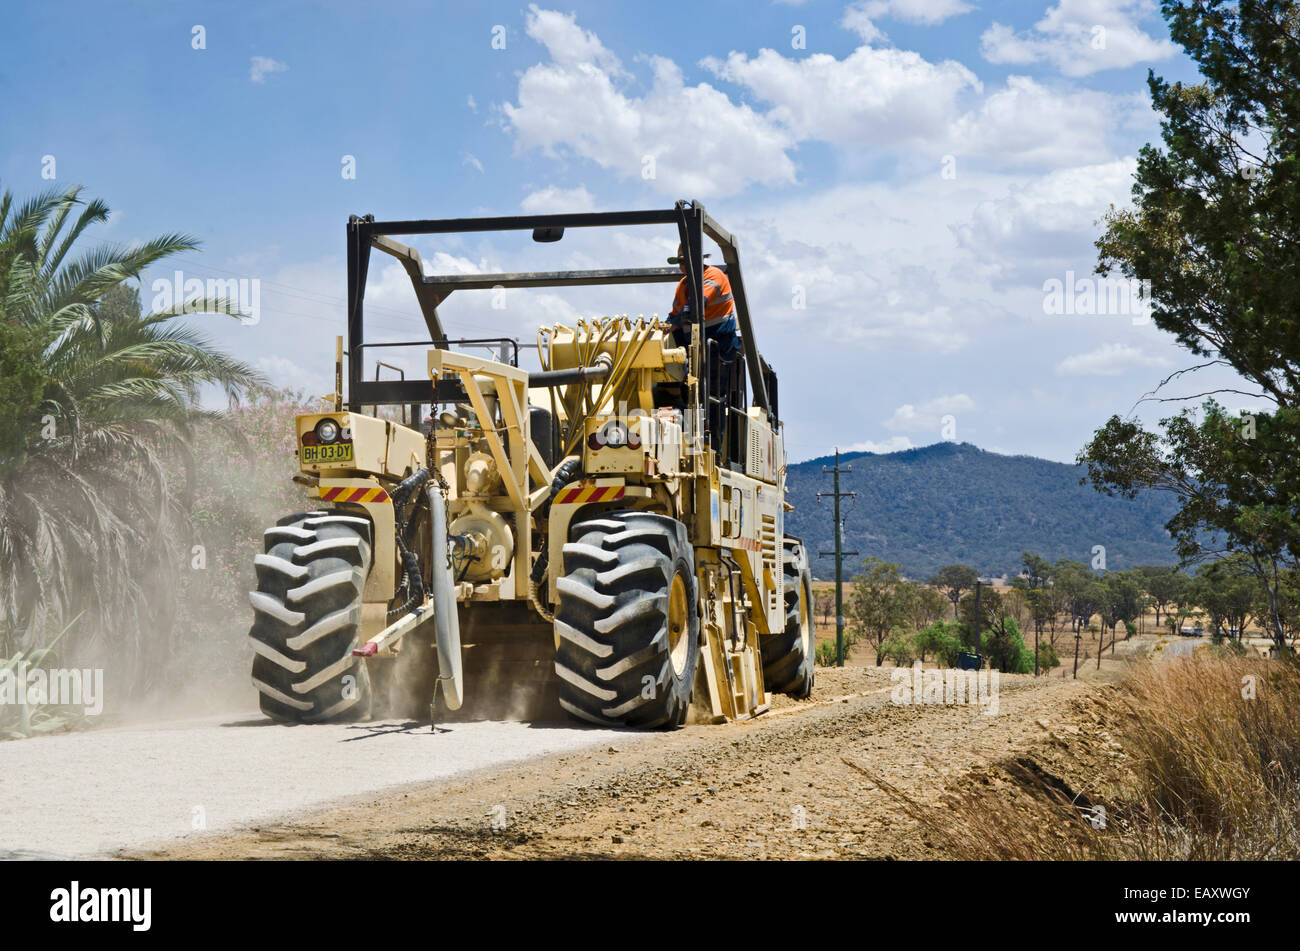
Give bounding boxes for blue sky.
[2,0,1246,463]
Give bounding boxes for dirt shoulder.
[128,662,1127,861]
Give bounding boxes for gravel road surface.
[0,712,632,859]
[136,667,1122,860]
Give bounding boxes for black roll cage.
[344,199,776,427]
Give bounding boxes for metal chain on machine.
[427,417,454,574]
[437,469,452,574]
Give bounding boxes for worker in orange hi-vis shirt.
[664,243,742,363]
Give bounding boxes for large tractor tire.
[249,511,373,723]
[554,510,699,729]
[761,538,815,698]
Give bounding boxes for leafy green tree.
[1082,579,1109,632]
[0,316,48,472]
[1020,587,1055,673]
[813,588,835,629]
[1083,405,1295,651]
[879,630,916,667]
[0,184,259,672]
[849,557,916,666]
[954,586,1031,671]
[1018,551,1053,589]
[1095,572,1145,668]
[1166,589,1200,636]
[815,640,842,667]
[94,281,143,323]
[914,621,964,667]
[985,616,1035,675]
[1046,573,1070,645]
[1095,1,1300,410]
[1276,568,1300,641]
[1037,639,1062,670]
[1048,562,1107,677]
[957,589,1034,673]
[1001,586,1030,633]
[1190,554,1259,637]
[1084,2,1300,655]
[1011,555,1054,668]
[911,584,949,635]
[957,584,1001,642]
[1135,565,1188,629]
[1053,560,1103,633]
[928,563,978,619]
[1106,572,1146,639]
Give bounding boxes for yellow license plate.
[302,442,353,465]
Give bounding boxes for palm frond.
[0,186,72,246]
[40,196,110,278]
[0,182,269,699]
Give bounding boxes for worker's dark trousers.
[673,322,745,466]
[671,320,741,362]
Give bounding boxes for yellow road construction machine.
[248,200,814,728]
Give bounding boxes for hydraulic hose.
[387,468,433,618]
[528,361,611,388]
[527,456,585,622]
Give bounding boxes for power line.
[817,447,858,667]
[166,255,513,337]
[79,239,638,341]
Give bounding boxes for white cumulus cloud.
[503,5,796,197]
[842,0,975,42]
[948,77,1145,167]
[520,185,596,213]
[249,56,288,83]
[952,158,1138,284]
[844,435,916,454]
[1055,342,1173,376]
[884,394,975,432]
[981,0,1178,77]
[505,6,1154,196]
[703,45,980,149]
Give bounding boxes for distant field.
[807,579,1271,667]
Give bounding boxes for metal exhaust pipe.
[426,481,465,710]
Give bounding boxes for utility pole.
[1034,605,1040,677]
[1072,620,1082,680]
[817,448,857,667]
[973,579,982,661]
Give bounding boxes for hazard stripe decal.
[555,485,626,505]
[319,486,391,503]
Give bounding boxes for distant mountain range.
[785,442,1182,581]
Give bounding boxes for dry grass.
[852,653,1300,859]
